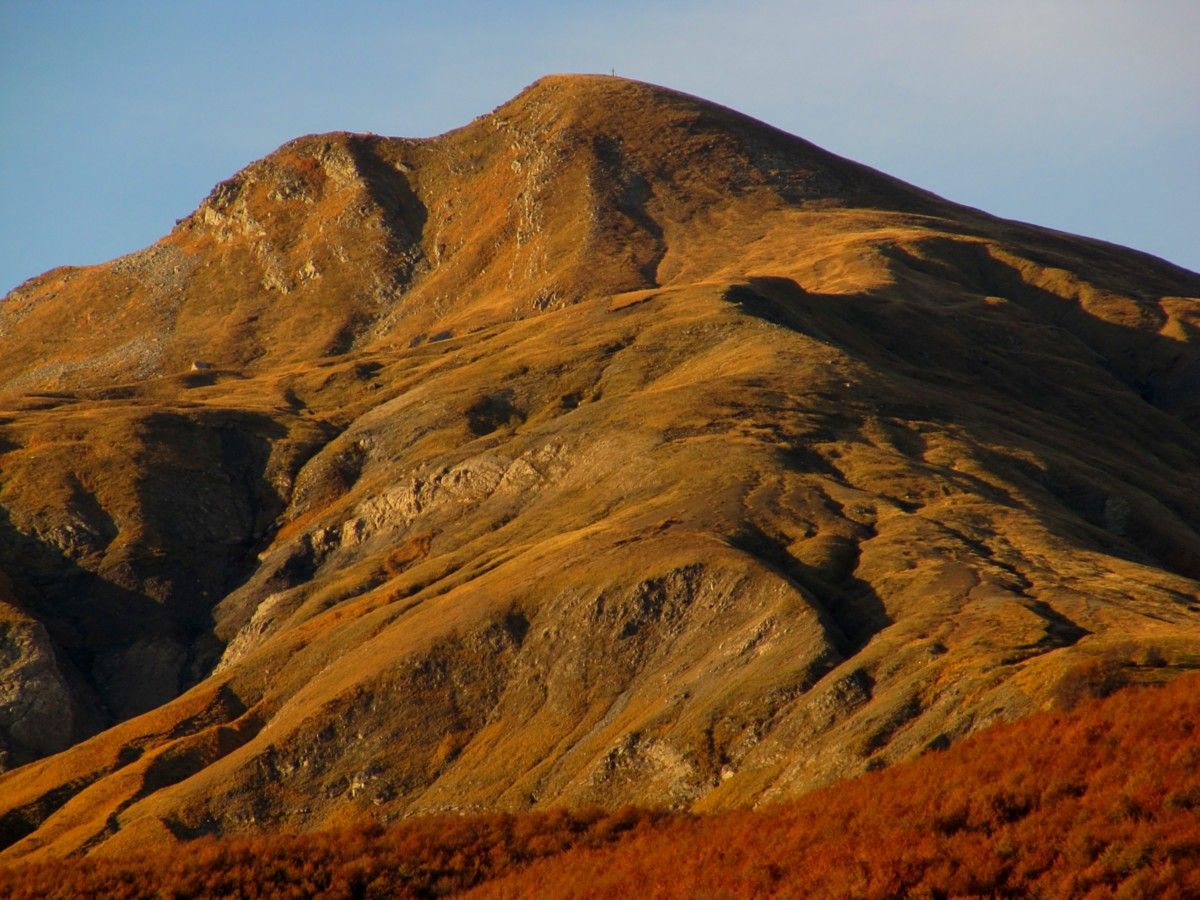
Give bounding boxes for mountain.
[0,74,1198,860]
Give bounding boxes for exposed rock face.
[0,617,76,770]
[0,75,1198,859]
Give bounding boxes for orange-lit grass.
[478,673,1200,899]
[0,807,665,900]
[4,674,1200,899]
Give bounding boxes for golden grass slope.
[0,75,1197,859]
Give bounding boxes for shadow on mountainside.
[0,502,162,752]
[883,238,1200,427]
[0,409,301,766]
[723,268,1200,585]
[345,136,428,261]
[729,522,890,656]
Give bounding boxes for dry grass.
[3,676,1200,898]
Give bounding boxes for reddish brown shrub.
[2,674,1200,898]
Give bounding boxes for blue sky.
[2,0,1197,295]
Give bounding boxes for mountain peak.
[494,72,942,203]
[0,80,1198,861]
[503,71,725,118]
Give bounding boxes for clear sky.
[2,0,1197,296]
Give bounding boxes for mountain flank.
[0,74,1198,859]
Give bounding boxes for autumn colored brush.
[3,674,1199,898]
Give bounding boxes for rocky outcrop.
[0,616,75,770]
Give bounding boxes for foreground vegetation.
[3,672,1199,898]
